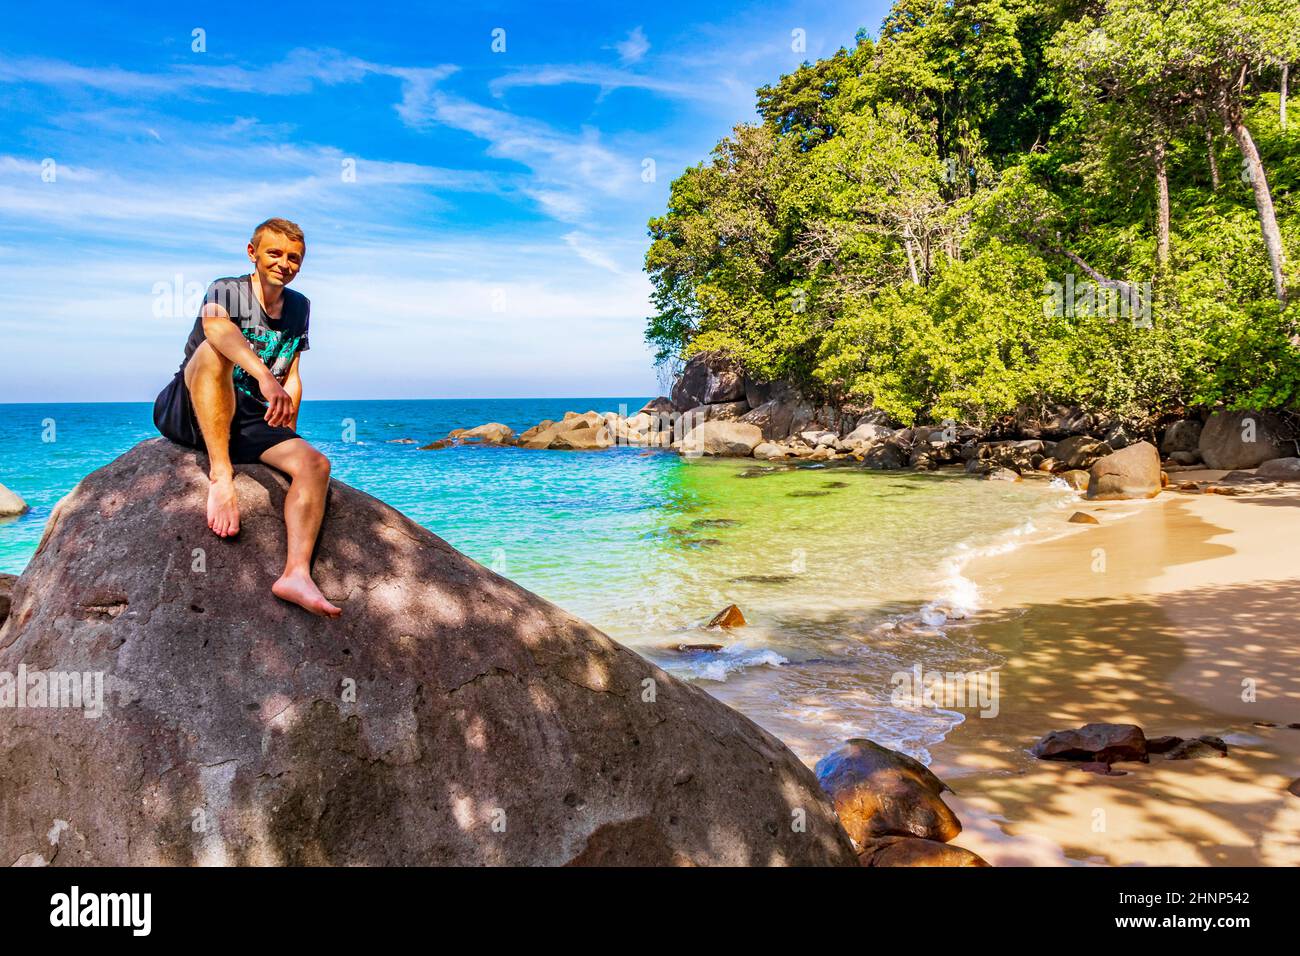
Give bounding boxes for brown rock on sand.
[857,835,989,867]
[1068,512,1099,525]
[1085,441,1162,500]
[815,738,962,843]
[1030,723,1149,763]
[0,439,856,867]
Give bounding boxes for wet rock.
[1165,736,1228,760]
[1068,512,1099,525]
[985,467,1021,482]
[386,438,417,444]
[0,440,857,866]
[815,738,961,843]
[857,836,989,867]
[1086,441,1161,500]
[1058,470,1090,491]
[1030,723,1148,763]
[1146,735,1183,754]
[419,439,454,450]
[707,604,747,629]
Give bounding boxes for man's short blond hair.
[250,217,306,251]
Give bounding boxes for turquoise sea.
[0,398,1070,763]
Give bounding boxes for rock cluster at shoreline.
[418,351,1300,502]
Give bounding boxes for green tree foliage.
[645,0,1300,426]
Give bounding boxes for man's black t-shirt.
[180,275,311,405]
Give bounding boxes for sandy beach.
[929,473,1300,866]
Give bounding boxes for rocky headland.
[421,350,1300,502]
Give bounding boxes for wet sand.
[929,474,1300,866]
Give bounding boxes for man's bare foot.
[207,477,240,538]
[272,571,342,617]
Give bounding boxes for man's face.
[247,231,305,288]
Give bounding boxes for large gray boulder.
[738,394,817,441]
[678,420,764,457]
[671,351,746,409]
[1198,410,1293,470]
[0,482,28,517]
[0,440,855,866]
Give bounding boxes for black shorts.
[153,370,301,465]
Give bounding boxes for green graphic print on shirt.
[232,327,305,401]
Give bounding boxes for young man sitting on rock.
[153,217,341,617]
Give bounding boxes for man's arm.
[201,304,294,426]
[284,353,303,430]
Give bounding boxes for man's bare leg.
[259,438,342,617]
[184,341,241,538]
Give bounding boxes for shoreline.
[926,474,1300,866]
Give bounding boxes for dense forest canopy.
[644,0,1300,426]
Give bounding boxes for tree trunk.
[1206,126,1220,188]
[1282,63,1289,131]
[1154,141,1170,269]
[902,225,921,286]
[1228,115,1289,307]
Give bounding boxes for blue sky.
[0,1,889,401]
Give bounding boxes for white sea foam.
[678,647,789,682]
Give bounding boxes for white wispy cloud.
[615,26,651,65]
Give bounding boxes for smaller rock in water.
[1289,779,1300,798]
[672,642,724,653]
[419,439,453,450]
[707,603,747,629]
[1068,512,1099,525]
[1165,735,1228,760]
[459,422,516,444]
[856,836,989,867]
[985,467,1020,482]
[1057,469,1089,491]
[0,483,28,517]
[386,438,417,444]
